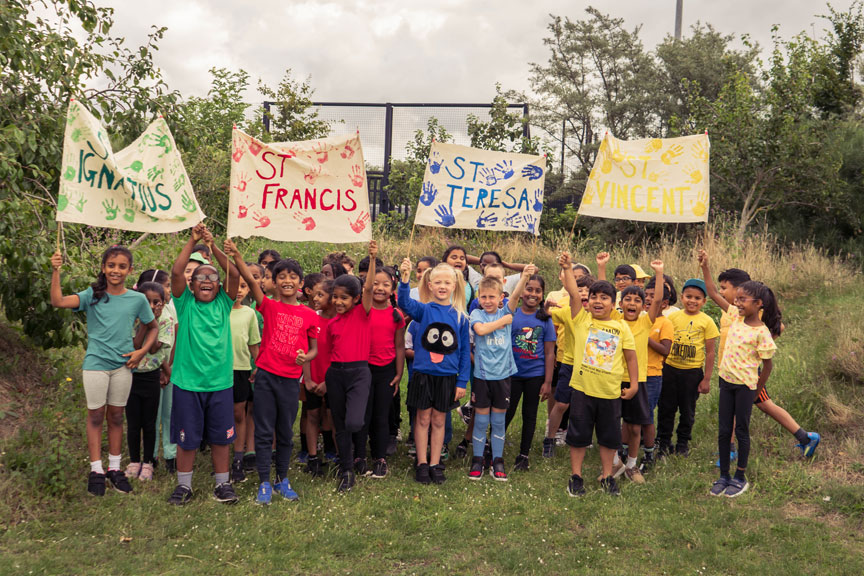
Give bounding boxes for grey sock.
[177,471,193,489]
[213,472,230,485]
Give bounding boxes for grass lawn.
[1,255,863,575]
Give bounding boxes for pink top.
[368,306,406,366]
[327,304,371,363]
[310,314,334,383]
[256,298,319,378]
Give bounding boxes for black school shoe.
[371,458,388,479]
[675,444,690,458]
[415,463,432,484]
[242,452,256,472]
[567,474,586,497]
[455,439,469,458]
[337,470,356,493]
[88,472,106,496]
[353,458,371,477]
[305,456,324,477]
[430,464,446,485]
[513,454,530,472]
[639,451,655,473]
[600,475,620,496]
[167,485,193,505]
[231,459,247,484]
[106,470,133,494]
[213,482,238,504]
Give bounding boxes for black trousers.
[656,365,703,449]
[326,362,372,473]
[253,369,300,483]
[126,369,161,464]
[505,375,545,456]
[354,362,396,461]
[718,378,757,475]
[389,384,402,436]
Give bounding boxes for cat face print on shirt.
[422,322,458,363]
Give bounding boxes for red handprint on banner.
[293,211,316,231]
[252,211,271,228]
[350,165,365,188]
[237,204,248,219]
[305,164,322,185]
[348,211,370,234]
[233,172,250,193]
[248,140,262,156]
[340,143,356,159]
[232,136,246,163]
[312,142,329,164]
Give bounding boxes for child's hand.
[202,228,214,247]
[191,223,206,242]
[368,240,378,258]
[558,252,572,270]
[697,249,708,266]
[315,381,327,395]
[295,349,310,365]
[596,251,610,266]
[698,378,710,395]
[400,258,412,281]
[545,297,561,309]
[621,385,637,401]
[454,387,467,401]
[51,251,63,270]
[502,314,513,326]
[650,259,664,274]
[522,263,537,279]
[223,238,238,258]
[249,369,256,384]
[123,348,147,369]
[540,381,552,401]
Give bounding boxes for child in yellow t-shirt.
[698,250,820,459]
[613,260,665,484]
[656,278,719,457]
[639,274,676,472]
[559,252,638,497]
[543,273,593,458]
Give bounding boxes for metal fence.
[263,101,530,220]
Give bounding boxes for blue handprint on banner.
[420,182,438,206]
[533,189,543,212]
[429,152,444,175]
[434,205,456,227]
[521,164,544,181]
[524,214,537,235]
[504,212,523,228]
[479,167,498,186]
[476,210,498,228]
[494,160,515,180]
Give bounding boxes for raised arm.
[558,252,580,315]
[507,264,536,313]
[502,260,527,273]
[362,241,377,313]
[647,259,664,322]
[398,258,424,321]
[50,252,81,309]
[224,238,264,306]
[172,223,205,299]
[698,250,730,312]
[203,229,239,301]
[595,251,610,282]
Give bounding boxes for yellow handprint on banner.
[661,144,684,165]
[692,141,709,161]
[648,170,668,183]
[690,189,709,217]
[683,163,703,184]
[644,138,663,153]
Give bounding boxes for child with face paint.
[398,258,471,485]
[166,224,240,506]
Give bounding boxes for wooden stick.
[531,233,538,263]
[568,211,579,245]
[56,221,62,253]
[407,223,417,261]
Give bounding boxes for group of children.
[50,226,821,503]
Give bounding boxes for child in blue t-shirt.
[468,265,533,482]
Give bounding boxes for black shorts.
[233,370,251,404]
[565,389,621,449]
[407,372,459,413]
[621,381,652,425]
[304,384,325,410]
[472,377,511,410]
[754,385,771,405]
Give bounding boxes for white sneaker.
[555,429,566,447]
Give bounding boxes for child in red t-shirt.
[303,275,337,477]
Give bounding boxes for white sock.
[108,454,121,471]
[90,460,104,474]
[626,456,638,469]
[613,453,621,466]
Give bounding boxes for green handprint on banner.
[74,192,87,212]
[173,174,186,193]
[127,160,144,173]
[181,188,196,213]
[57,191,69,211]
[70,128,82,142]
[102,199,119,220]
[142,125,172,158]
[122,199,136,223]
[63,166,76,181]
[147,166,164,181]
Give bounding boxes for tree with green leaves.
[246,69,330,143]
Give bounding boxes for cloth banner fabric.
[227,130,372,243]
[413,142,546,236]
[57,100,204,232]
[578,133,710,223]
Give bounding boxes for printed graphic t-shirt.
[510,308,556,378]
[665,310,720,370]
[470,307,517,380]
[568,307,636,399]
[718,306,776,389]
[256,298,319,378]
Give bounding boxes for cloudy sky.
[104,0,854,102]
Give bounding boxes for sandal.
[125,462,142,478]
[139,463,154,481]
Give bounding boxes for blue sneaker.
[710,477,730,496]
[724,477,749,498]
[797,432,821,458]
[715,450,738,468]
[274,477,299,501]
[257,482,272,505]
[296,451,309,464]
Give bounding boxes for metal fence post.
[263,101,271,134]
[381,103,394,217]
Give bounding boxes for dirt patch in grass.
[0,323,55,441]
